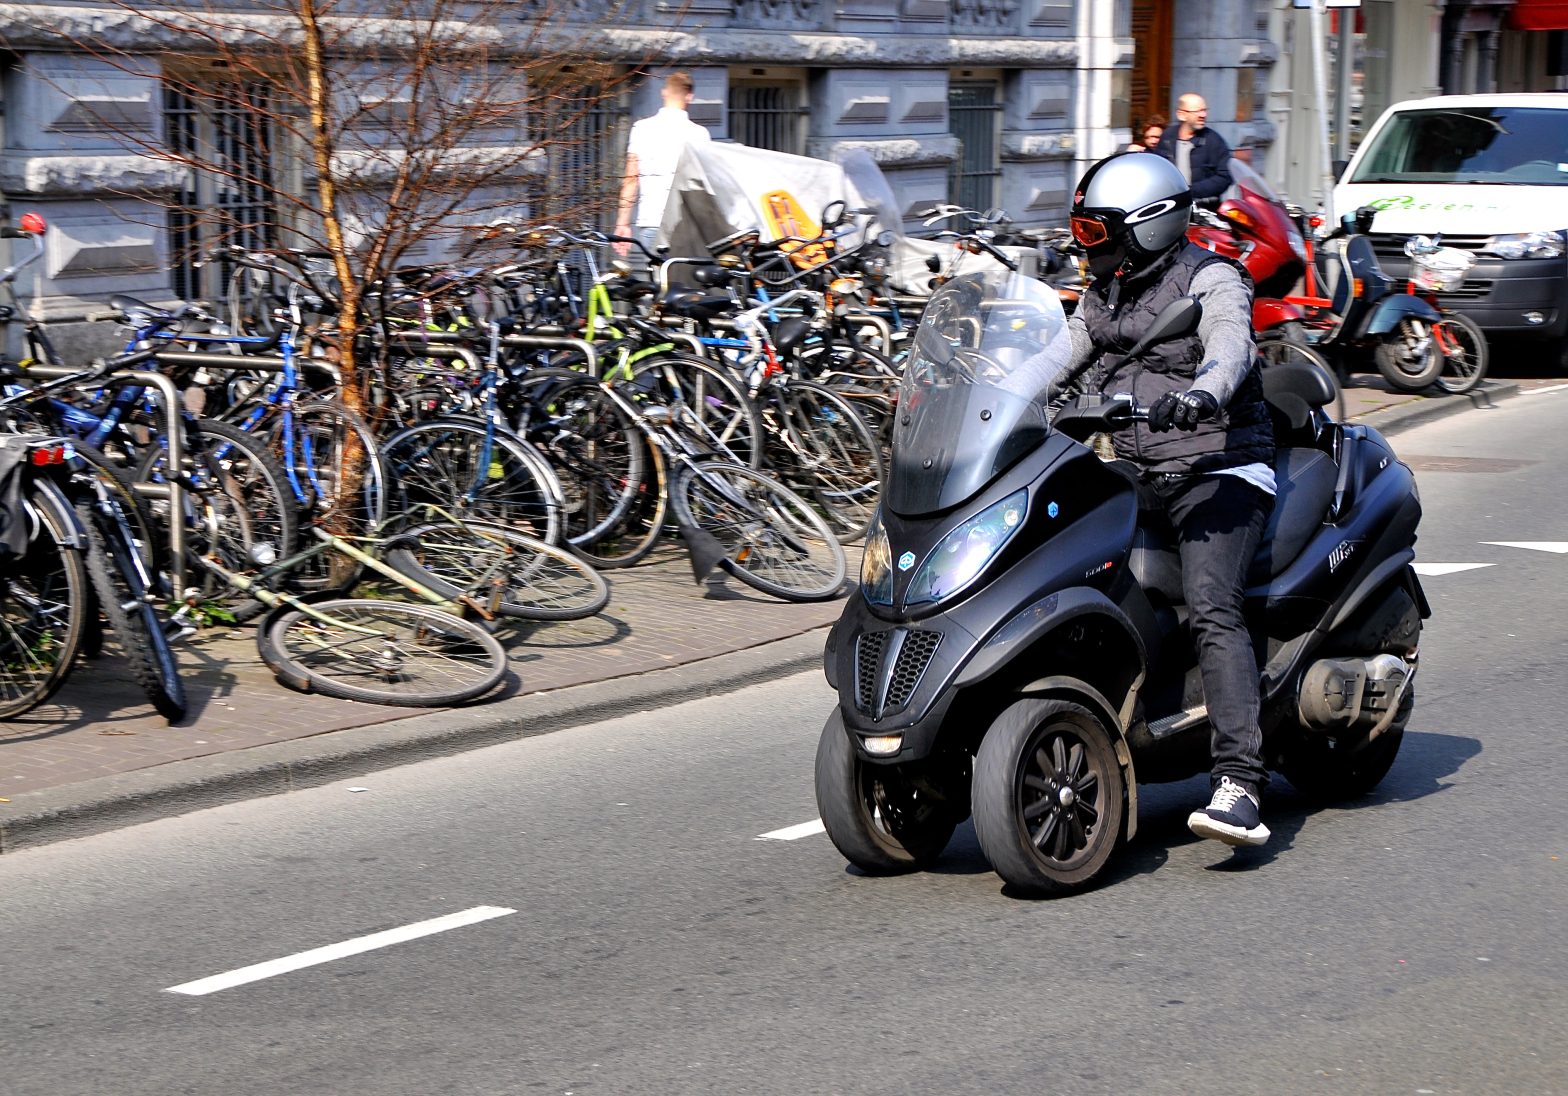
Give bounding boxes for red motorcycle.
[1186,157,1309,334]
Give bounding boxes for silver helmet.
[1070,153,1193,273]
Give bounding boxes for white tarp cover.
[656,141,1016,295]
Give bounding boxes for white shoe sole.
[1187,810,1270,848]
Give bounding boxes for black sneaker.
[1187,776,1270,847]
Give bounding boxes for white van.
[1331,93,1568,365]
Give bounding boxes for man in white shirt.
[614,72,711,257]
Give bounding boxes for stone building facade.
[0,0,1285,354]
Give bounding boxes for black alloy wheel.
[972,697,1126,896]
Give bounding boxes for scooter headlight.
[861,512,893,606]
[1487,230,1566,260]
[907,490,1027,606]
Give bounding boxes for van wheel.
[814,709,966,874]
[972,698,1126,897]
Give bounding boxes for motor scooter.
[1285,207,1449,392]
[815,269,1428,895]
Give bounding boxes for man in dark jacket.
[1154,93,1233,205]
[1056,152,1275,847]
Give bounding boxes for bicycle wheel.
[1256,335,1347,422]
[265,400,387,527]
[78,489,187,722]
[766,379,885,544]
[0,493,89,719]
[672,461,847,602]
[510,368,646,549]
[1434,312,1489,395]
[386,521,609,621]
[569,436,669,570]
[138,418,299,614]
[382,417,562,544]
[257,599,506,707]
[626,354,764,469]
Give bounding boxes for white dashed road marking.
[1413,563,1495,576]
[164,906,517,996]
[758,819,826,841]
[1481,542,1568,554]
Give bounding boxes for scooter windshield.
[888,270,1070,516]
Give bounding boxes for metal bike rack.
[27,364,188,591]
[387,331,600,378]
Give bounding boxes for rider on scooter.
[1057,152,1278,847]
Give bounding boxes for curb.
[0,627,831,854]
[1351,380,1522,436]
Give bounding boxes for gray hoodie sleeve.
[1185,261,1257,407]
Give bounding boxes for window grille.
[164,81,279,303]
[948,82,1003,212]
[728,84,807,154]
[529,83,627,231]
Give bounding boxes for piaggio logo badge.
[897,550,916,572]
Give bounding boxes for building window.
[164,80,280,303]
[728,79,807,154]
[528,71,628,231]
[948,81,1003,212]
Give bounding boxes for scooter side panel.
[1364,293,1442,337]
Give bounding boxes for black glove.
[1147,389,1220,433]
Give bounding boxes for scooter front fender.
[1364,294,1441,337]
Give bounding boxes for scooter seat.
[1248,447,1336,583]
[1129,447,1337,601]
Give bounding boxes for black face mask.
[1087,242,1127,282]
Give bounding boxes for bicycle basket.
[1408,245,1476,293]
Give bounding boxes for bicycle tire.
[0,492,89,720]
[672,460,847,602]
[1433,312,1489,395]
[382,416,563,545]
[1256,335,1347,422]
[766,379,885,544]
[510,368,646,548]
[264,400,387,527]
[386,521,609,621]
[569,436,669,569]
[78,492,187,722]
[257,599,507,707]
[137,418,299,615]
[626,354,765,469]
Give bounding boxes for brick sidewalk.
[0,542,841,800]
[1,376,1547,814]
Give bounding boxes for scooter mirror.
[1123,295,1202,361]
[821,199,847,229]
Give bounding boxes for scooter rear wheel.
[973,698,1126,897]
[814,709,965,874]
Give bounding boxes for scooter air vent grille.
[885,630,941,711]
[856,631,889,712]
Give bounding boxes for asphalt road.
[3,390,1566,1096]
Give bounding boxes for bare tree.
[9,0,654,413]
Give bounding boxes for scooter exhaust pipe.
[1298,653,1415,740]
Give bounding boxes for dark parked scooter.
[815,269,1429,895]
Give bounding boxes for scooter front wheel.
[814,709,965,874]
[1375,316,1444,391]
[972,698,1126,897]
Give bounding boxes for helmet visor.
[1070,215,1109,248]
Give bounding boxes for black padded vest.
[1076,243,1274,476]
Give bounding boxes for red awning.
[1511,0,1568,31]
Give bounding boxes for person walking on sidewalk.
[1154,93,1232,206]
[614,72,711,257]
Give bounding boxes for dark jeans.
[1150,472,1273,797]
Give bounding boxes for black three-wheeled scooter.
[815,269,1428,895]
